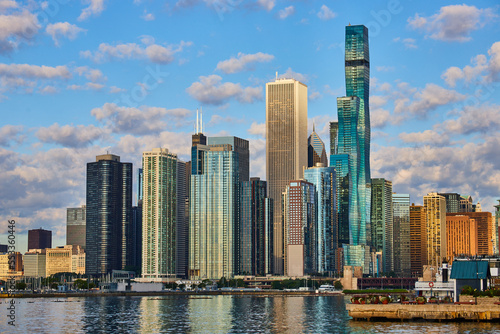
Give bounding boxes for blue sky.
[1,0,499,250]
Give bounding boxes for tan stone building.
[410,204,427,277]
[424,193,447,267]
[446,215,478,262]
[46,245,85,276]
[0,252,23,281]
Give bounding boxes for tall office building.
[130,205,142,273]
[266,77,308,274]
[329,121,338,156]
[446,215,478,262]
[393,193,411,277]
[23,249,46,277]
[283,180,315,277]
[438,193,460,214]
[370,179,393,273]
[86,154,132,275]
[176,160,189,278]
[141,148,178,281]
[423,193,447,267]
[495,200,500,254]
[189,136,249,280]
[137,168,143,205]
[307,126,327,167]
[28,228,52,251]
[459,195,474,212]
[66,206,86,249]
[331,25,371,273]
[447,212,494,256]
[304,164,337,275]
[410,204,427,277]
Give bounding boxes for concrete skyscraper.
[86,154,132,275]
[266,77,308,275]
[141,148,178,281]
[330,24,371,273]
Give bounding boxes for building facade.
[307,126,328,167]
[438,193,461,214]
[86,154,132,275]
[424,193,447,267]
[66,206,86,249]
[370,178,393,273]
[23,250,46,277]
[28,228,52,251]
[410,204,427,277]
[495,200,500,254]
[304,164,337,275]
[393,193,411,277]
[447,212,494,256]
[446,215,478,262]
[141,148,178,281]
[266,77,308,275]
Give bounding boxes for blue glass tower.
[331,25,371,273]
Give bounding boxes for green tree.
[334,280,343,290]
[15,282,26,290]
[74,279,89,290]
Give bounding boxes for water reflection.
[2,295,500,333]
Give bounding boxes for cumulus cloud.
[141,10,155,21]
[408,5,497,42]
[371,108,391,129]
[75,66,106,83]
[0,125,23,146]
[442,42,500,86]
[0,63,71,79]
[278,6,294,19]
[247,122,265,138]
[393,37,417,49]
[0,9,40,54]
[78,0,107,21]
[216,52,274,74]
[39,85,58,94]
[440,104,500,135]
[187,75,262,105]
[0,1,17,12]
[317,5,336,20]
[46,22,86,46]
[278,67,307,83]
[36,123,108,148]
[91,103,191,135]
[399,130,450,147]
[81,39,192,64]
[257,0,275,11]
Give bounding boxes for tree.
[74,279,89,290]
[334,280,343,290]
[15,282,26,290]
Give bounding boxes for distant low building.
[46,245,85,276]
[24,249,47,277]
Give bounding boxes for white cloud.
[91,103,191,135]
[309,91,321,101]
[0,1,17,13]
[187,75,262,105]
[247,122,265,138]
[0,125,23,146]
[371,108,391,129]
[75,66,106,83]
[0,63,71,79]
[440,104,500,135]
[216,52,274,74]
[36,123,107,148]
[376,66,395,72]
[278,67,307,83]
[81,40,192,64]
[0,9,40,53]
[394,37,417,49]
[257,0,274,11]
[39,85,58,95]
[408,5,497,42]
[109,86,125,93]
[141,10,155,21]
[317,5,336,21]
[278,6,294,20]
[399,130,450,146]
[78,0,106,21]
[46,22,86,46]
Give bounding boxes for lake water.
[1,295,500,333]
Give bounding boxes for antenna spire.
[200,107,203,133]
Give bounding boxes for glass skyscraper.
[189,136,249,280]
[393,193,411,277]
[307,126,328,167]
[330,25,371,273]
[86,154,132,275]
[304,165,337,275]
[370,178,393,273]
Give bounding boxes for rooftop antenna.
[276,71,278,80]
[200,107,203,133]
[196,108,199,134]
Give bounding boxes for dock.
[346,303,500,321]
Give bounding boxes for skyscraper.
[438,192,460,214]
[304,164,337,275]
[307,126,327,167]
[66,206,86,249]
[393,193,411,277]
[370,179,393,273]
[27,228,52,251]
[283,180,315,277]
[176,160,189,278]
[329,121,338,156]
[266,77,308,275]
[495,200,500,254]
[189,136,249,280]
[446,215,478,262]
[86,154,132,275]
[424,193,447,267]
[410,204,427,277]
[331,24,371,273]
[447,212,494,256]
[141,148,178,281]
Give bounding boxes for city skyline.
[1,1,500,252]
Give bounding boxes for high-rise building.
[283,180,316,277]
[438,193,460,214]
[66,206,86,249]
[46,245,85,276]
[329,121,338,156]
[370,179,393,273]
[137,168,143,205]
[331,24,371,273]
[447,212,494,256]
[494,200,500,254]
[459,195,474,212]
[28,228,52,251]
[424,193,447,267]
[189,136,249,280]
[86,154,132,275]
[393,193,411,277]
[446,215,478,262]
[304,164,337,275]
[176,160,189,279]
[307,126,327,167]
[141,148,178,281]
[266,77,308,275]
[410,204,427,277]
[130,205,142,273]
